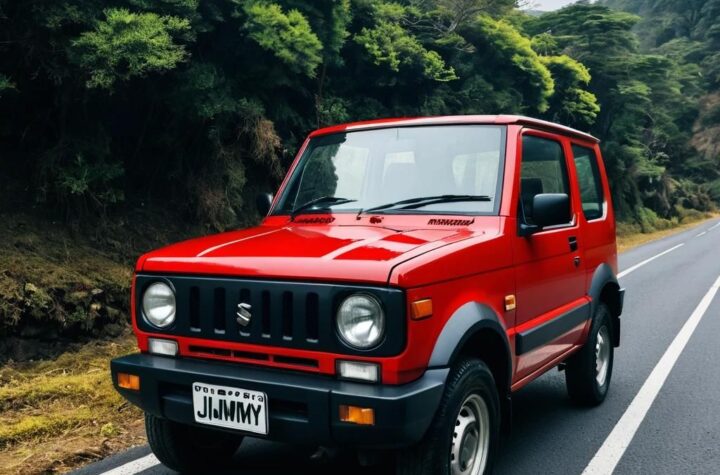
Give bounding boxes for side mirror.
[533,193,570,227]
[519,193,570,236]
[256,193,273,216]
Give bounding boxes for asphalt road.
[73,218,720,475]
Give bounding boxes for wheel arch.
[428,302,513,431]
[428,302,511,387]
[589,263,624,347]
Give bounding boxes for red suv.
[112,115,624,474]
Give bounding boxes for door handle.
[574,256,581,267]
[568,236,578,251]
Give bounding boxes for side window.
[571,144,604,220]
[520,135,570,224]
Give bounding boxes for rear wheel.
[397,358,500,475]
[565,303,614,406]
[145,413,243,473]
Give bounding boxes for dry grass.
[617,213,719,253]
[0,336,145,475]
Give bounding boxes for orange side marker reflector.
[504,295,517,312]
[411,298,433,320]
[117,373,140,391]
[339,405,375,426]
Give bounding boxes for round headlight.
[336,294,385,349]
[142,282,176,328]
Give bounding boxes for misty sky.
[523,0,579,11]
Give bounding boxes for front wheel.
[565,303,614,406]
[145,413,243,473]
[397,358,500,475]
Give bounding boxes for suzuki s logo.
[236,302,252,327]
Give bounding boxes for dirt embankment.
[0,210,196,362]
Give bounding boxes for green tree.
[539,55,600,129]
[0,0,715,232]
[71,9,191,89]
[526,4,710,224]
[353,2,457,82]
[242,2,323,77]
[461,15,555,113]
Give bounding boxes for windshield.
[274,125,506,215]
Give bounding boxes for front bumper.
[111,354,448,449]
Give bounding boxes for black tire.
[145,413,243,473]
[565,303,614,406]
[397,358,500,475]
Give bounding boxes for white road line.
[708,221,720,231]
[617,243,684,279]
[696,231,707,237]
[582,274,720,475]
[100,454,159,475]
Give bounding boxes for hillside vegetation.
[602,0,720,200]
[1,0,717,229]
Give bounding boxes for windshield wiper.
[290,196,356,220]
[400,194,492,209]
[361,195,492,214]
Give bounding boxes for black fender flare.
[428,301,512,393]
[589,263,624,346]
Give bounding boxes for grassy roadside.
[0,336,144,475]
[0,213,718,475]
[616,212,719,253]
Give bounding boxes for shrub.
[71,9,190,89]
[57,155,124,215]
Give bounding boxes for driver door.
[512,130,588,382]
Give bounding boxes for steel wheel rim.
[450,394,490,475]
[595,325,610,386]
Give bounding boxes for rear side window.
[571,145,604,220]
[520,135,570,224]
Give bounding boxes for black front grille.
[135,274,406,357]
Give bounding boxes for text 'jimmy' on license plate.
[192,382,268,435]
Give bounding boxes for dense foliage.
[0,0,717,231]
[602,0,720,217]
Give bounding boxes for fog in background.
[523,0,581,11]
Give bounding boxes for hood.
[138,216,500,284]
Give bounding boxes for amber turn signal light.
[411,298,433,320]
[117,373,140,391]
[339,405,375,425]
[504,294,517,311]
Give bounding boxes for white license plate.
[192,382,268,435]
